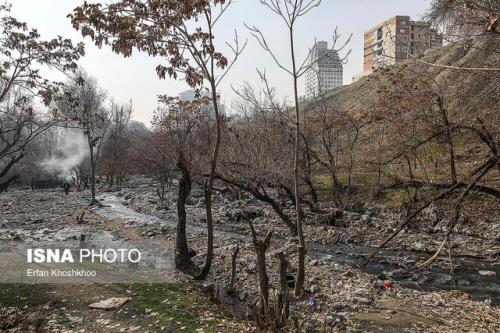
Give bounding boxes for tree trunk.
[176,154,192,270]
[0,175,18,193]
[249,222,272,316]
[197,83,221,280]
[89,141,97,205]
[289,26,305,297]
[228,244,239,293]
[275,251,290,325]
[438,98,457,184]
[268,197,297,236]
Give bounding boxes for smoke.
[39,128,88,181]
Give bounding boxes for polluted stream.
[95,193,500,304]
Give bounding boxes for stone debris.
[88,297,130,310]
[478,270,496,277]
[1,180,499,332]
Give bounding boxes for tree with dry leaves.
[0,4,84,192]
[70,0,246,280]
[427,0,499,39]
[153,95,212,271]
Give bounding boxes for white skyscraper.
[178,89,225,114]
[304,41,343,100]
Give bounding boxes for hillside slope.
[302,36,499,117]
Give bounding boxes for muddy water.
[95,193,500,303]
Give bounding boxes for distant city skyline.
[11,0,432,124]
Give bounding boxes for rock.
[478,270,496,277]
[345,202,364,213]
[26,310,46,329]
[89,297,129,310]
[435,294,446,306]
[388,268,410,279]
[188,248,197,257]
[483,299,492,306]
[320,209,346,227]
[422,203,444,225]
[308,276,320,285]
[432,272,454,285]
[201,282,215,294]
[11,234,22,241]
[334,232,352,244]
[228,209,263,222]
[373,280,385,290]
[238,291,248,301]
[361,215,371,222]
[309,285,319,293]
[186,198,198,205]
[246,261,257,273]
[366,210,376,218]
[309,259,320,266]
[357,297,371,304]
[413,242,424,251]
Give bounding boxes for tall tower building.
[304,41,343,100]
[363,16,443,73]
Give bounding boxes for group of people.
[30,176,90,196]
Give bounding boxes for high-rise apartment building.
[363,15,443,73]
[178,89,225,114]
[304,41,343,100]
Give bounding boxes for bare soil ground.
[0,184,499,332]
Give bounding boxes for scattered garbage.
[384,280,394,289]
[478,270,496,277]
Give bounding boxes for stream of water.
[95,193,500,303]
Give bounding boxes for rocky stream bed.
[0,180,499,332]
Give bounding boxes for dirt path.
[0,189,248,332]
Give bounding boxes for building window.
[400,28,406,33]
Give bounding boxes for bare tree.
[101,101,133,187]
[58,71,111,205]
[222,79,298,235]
[248,0,349,296]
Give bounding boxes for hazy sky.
[11,0,431,124]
